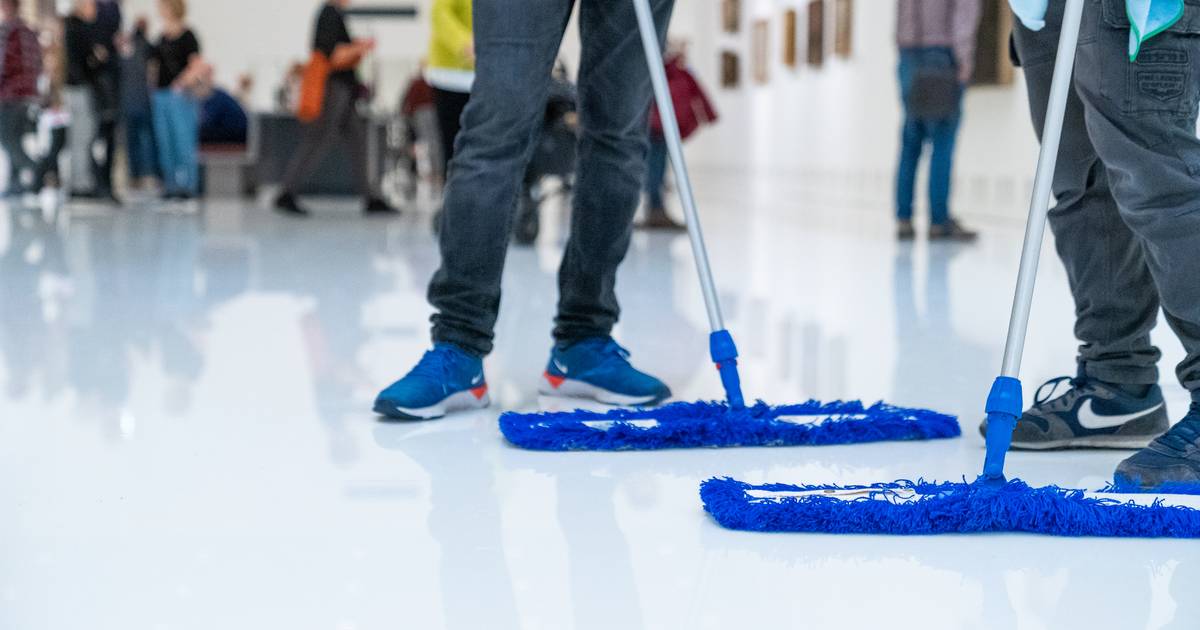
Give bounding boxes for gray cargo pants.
[1013,0,1200,400]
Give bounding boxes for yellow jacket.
[427,0,473,72]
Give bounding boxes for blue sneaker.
[374,344,490,420]
[978,375,1168,450]
[538,337,671,406]
[1115,404,1200,490]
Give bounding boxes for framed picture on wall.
[752,19,769,83]
[835,0,853,58]
[722,0,741,34]
[972,0,1015,85]
[807,0,825,67]
[721,51,741,88]
[784,9,798,68]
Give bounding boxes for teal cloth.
[1007,0,1184,59]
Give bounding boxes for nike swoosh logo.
[1077,399,1163,430]
[471,374,483,386]
[552,359,569,375]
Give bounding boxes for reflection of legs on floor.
[557,473,643,630]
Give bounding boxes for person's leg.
[644,135,667,211]
[153,90,178,193]
[1015,4,1161,388]
[927,105,961,227]
[1075,2,1200,486]
[95,119,117,196]
[1073,4,1200,398]
[426,0,575,357]
[551,0,674,344]
[66,88,98,194]
[171,94,200,196]
[0,103,39,190]
[376,0,575,419]
[432,87,470,177]
[534,0,676,405]
[280,82,352,197]
[333,85,378,202]
[894,50,926,228]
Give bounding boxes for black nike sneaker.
[978,375,1168,450]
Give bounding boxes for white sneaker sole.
[1011,435,1156,450]
[377,387,490,420]
[538,375,663,407]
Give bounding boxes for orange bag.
[297,51,331,123]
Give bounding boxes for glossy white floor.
[2,160,1198,629]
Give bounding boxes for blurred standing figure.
[63,0,102,198]
[149,0,200,200]
[425,0,472,184]
[0,0,42,195]
[91,0,121,200]
[120,16,156,190]
[639,41,715,231]
[894,0,980,241]
[274,0,397,216]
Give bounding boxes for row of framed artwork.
[720,0,854,87]
[718,0,1014,89]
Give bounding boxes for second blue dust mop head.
[498,0,958,452]
[697,0,1200,538]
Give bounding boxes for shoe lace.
[410,347,458,381]
[1033,375,1088,410]
[1155,403,1200,453]
[579,337,633,370]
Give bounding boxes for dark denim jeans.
[428,0,674,357]
[894,47,963,226]
[1014,0,1200,399]
[644,135,668,210]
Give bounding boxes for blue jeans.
[644,135,668,210]
[152,89,199,195]
[428,0,674,356]
[895,47,963,226]
[125,109,158,180]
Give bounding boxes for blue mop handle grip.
[710,330,745,409]
[981,376,1023,482]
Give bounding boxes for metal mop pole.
[633,0,744,408]
[982,0,1086,481]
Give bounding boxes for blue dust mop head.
[499,399,960,451]
[501,0,957,453]
[699,478,1200,538]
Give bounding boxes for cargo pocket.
[1100,0,1200,117]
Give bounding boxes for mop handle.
[633,0,744,407]
[1000,0,1084,379]
[982,0,1085,482]
[632,0,725,333]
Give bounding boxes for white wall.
[683,0,1040,221]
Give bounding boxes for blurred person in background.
[638,39,715,231]
[0,0,42,196]
[91,0,120,201]
[149,0,200,200]
[425,0,472,188]
[373,0,676,420]
[119,15,156,191]
[64,0,114,200]
[181,62,247,145]
[273,0,397,216]
[893,0,980,241]
[36,15,69,191]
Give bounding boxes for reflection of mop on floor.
[701,0,1200,538]
[499,0,959,452]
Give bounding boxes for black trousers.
[432,87,470,178]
